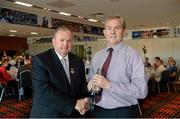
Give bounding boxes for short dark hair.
[53,25,72,38]
[145,57,149,61]
[155,57,160,60]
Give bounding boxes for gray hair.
[104,16,126,29]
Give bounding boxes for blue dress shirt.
[88,42,148,109]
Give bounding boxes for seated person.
[144,57,151,68]
[166,57,174,69]
[153,56,161,70]
[16,58,32,98]
[0,59,14,86]
[148,60,167,94]
[0,59,18,96]
[16,58,32,79]
[167,60,177,82]
[154,60,166,82]
[9,59,18,79]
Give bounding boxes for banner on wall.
[132,31,144,39]
[132,29,170,39]
[0,7,37,26]
[154,29,170,38]
[51,18,67,29]
[51,18,103,35]
[132,30,154,39]
[174,27,180,37]
[37,16,52,28]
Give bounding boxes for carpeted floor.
[0,98,32,118]
[140,93,180,118]
[0,93,179,118]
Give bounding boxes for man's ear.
[52,38,55,46]
[123,29,127,36]
[103,29,106,37]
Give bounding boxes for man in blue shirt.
[87,16,148,118]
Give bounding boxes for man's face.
[103,18,126,46]
[52,30,73,57]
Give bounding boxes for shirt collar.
[106,42,124,52]
[55,51,69,61]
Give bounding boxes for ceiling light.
[31,32,38,35]
[59,12,71,16]
[9,30,17,32]
[9,34,15,36]
[88,19,98,22]
[78,16,84,19]
[14,1,33,7]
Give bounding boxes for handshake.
[75,73,111,115]
[75,75,100,115]
[75,98,92,115]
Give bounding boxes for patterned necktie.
[101,48,113,77]
[95,48,113,103]
[61,58,71,84]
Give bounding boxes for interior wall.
[0,36,27,51]
[123,38,180,67]
[28,37,180,67]
[28,43,53,55]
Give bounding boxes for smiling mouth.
[110,35,117,39]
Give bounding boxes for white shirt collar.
[55,51,69,61]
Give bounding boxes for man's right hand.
[75,98,90,115]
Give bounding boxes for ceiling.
[0,0,180,38]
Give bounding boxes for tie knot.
[62,57,67,61]
[108,48,113,53]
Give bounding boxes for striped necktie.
[61,58,71,84]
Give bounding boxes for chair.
[156,82,161,94]
[167,68,180,93]
[0,72,15,101]
[18,70,32,100]
[137,100,143,116]
[159,70,171,94]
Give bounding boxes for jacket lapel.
[68,53,76,91]
[50,49,70,88]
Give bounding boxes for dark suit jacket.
[30,49,89,118]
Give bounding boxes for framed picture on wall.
[154,29,170,38]
[0,7,37,25]
[132,31,143,39]
[174,27,180,37]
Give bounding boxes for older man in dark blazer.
[30,26,90,118]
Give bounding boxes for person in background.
[87,16,148,118]
[154,60,166,82]
[30,26,90,118]
[166,57,174,69]
[16,58,32,99]
[144,57,154,81]
[167,59,177,82]
[17,57,32,80]
[8,58,18,79]
[0,8,12,23]
[0,59,18,96]
[144,57,151,68]
[153,57,161,70]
